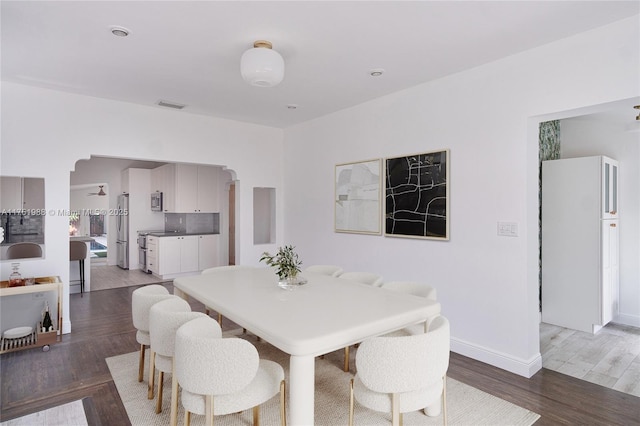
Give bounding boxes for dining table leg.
[289,354,315,426]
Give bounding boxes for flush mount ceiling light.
[369,68,385,77]
[240,40,285,87]
[110,26,130,37]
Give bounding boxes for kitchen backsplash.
[164,213,219,234]
[1,213,45,244]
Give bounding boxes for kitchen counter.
[70,236,95,242]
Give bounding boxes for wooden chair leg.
[155,371,164,413]
[184,410,191,426]
[348,379,355,426]
[205,395,214,426]
[253,405,260,426]
[138,344,146,382]
[391,393,400,426]
[170,360,179,426]
[344,346,350,372]
[281,381,287,426]
[148,351,156,399]
[443,375,448,426]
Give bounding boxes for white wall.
[560,116,640,327]
[1,85,284,334]
[282,17,639,377]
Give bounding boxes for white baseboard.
[451,337,542,378]
[613,313,640,328]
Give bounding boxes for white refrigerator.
[116,194,130,269]
[541,156,619,334]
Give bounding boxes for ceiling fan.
[87,185,106,196]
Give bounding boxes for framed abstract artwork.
[335,159,382,235]
[385,149,449,240]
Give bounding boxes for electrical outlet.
[32,292,44,300]
[497,221,519,237]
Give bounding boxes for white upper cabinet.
[1,177,45,210]
[1,177,22,209]
[195,165,219,213]
[151,164,219,213]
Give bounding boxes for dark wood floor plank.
[1,283,639,425]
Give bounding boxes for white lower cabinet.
[158,236,199,276]
[154,234,219,278]
[198,234,219,271]
[147,237,158,274]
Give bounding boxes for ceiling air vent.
[157,100,186,110]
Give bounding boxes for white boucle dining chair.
[149,297,208,425]
[338,271,384,372]
[303,264,344,277]
[201,265,256,328]
[175,316,287,426]
[349,315,450,426]
[131,284,173,397]
[380,281,440,336]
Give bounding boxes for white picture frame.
[334,159,382,235]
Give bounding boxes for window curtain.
[539,120,560,311]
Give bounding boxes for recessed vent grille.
[157,100,186,110]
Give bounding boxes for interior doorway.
[536,99,640,397]
[228,182,236,265]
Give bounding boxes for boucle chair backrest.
[304,265,344,277]
[149,298,207,358]
[201,265,256,274]
[381,281,437,301]
[175,316,257,396]
[131,285,173,332]
[355,315,450,394]
[340,271,384,287]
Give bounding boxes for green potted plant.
[260,245,306,288]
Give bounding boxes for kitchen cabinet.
[0,177,44,211]
[542,156,619,334]
[157,235,199,276]
[147,236,158,274]
[151,164,176,212]
[198,234,219,270]
[150,164,219,213]
[195,166,219,212]
[150,233,219,279]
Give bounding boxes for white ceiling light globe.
[241,41,285,87]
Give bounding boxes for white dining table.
[173,267,441,426]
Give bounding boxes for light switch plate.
[497,221,518,237]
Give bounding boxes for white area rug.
[107,331,540,425]
[0,400,87,426]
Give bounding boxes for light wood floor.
[89,264,165,291]
[540,322,640,397]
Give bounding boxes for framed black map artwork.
[385,149,449,240]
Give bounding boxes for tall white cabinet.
[541,156,619,334]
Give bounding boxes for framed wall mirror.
[1,176,45,261]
